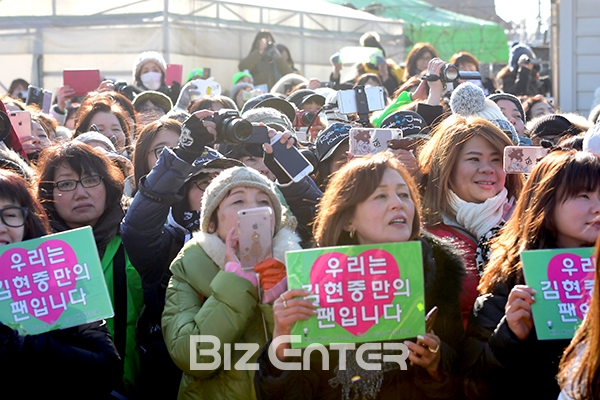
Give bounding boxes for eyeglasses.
[192,180,210,192]
[53,175,103,192]
[148,146,169,159]
[0,206,28,228]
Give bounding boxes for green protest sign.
[521,247,595,340]
[285,241,425,348]
[0,226,114,335]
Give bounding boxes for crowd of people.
[1,28,600,399]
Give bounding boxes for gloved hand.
[254,258,287,304]
[174,81,201,111]
[167,80,182,105]
[173,111,216,164]
[225,261,258,288]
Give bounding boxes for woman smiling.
[418,115,524,328]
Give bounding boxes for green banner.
[0,227,114,335]
[285,241,425,348]
[521,247,595,340]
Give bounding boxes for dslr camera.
[423,63,482,83]
[207,109,269,145]
[0,110,11,142]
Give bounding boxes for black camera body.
[208,109,261,145]
[0,110,12,142]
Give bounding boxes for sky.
[495,0,551,33]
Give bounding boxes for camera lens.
[217,116,252,144]
[442,64,459,82]
[300,111,316,125]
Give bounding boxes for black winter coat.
[254,232,466,400]
[463,281,570,400]
[0,320,121,399]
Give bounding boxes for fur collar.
[192,227,302,269]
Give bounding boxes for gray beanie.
[200,166,283,234]
[230,82,254,102]
[74,131,117,153]
[450,82,519,145]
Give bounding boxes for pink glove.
[225,261,258,288]
[262,279,288,304]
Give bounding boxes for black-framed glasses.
[192,180,210,192]
[52,175,103,192]
[148,146,169,159]
[0,206,28,228]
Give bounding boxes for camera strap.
[354,85,370,127]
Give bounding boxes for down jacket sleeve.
[161,242,262,378]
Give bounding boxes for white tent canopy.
[0,0,404,95]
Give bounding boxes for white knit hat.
[132,51,167,83]
[584,123,600,157]
[450,82,519,144]
[200,166,283,234]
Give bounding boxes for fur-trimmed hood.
[193,226,302,269]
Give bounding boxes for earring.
[349,230,355,239]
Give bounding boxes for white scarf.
[446,187,508,240]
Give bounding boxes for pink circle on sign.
[310,249,400,336]
[1,239,78,325]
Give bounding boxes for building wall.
[558,0,600,116]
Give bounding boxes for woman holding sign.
[161,166,302,400]
[35,142,144,398]
[418,115,524,329]
[0,169,121,399]
[463,150,600,400]
[255,153,465,400]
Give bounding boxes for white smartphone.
[270,133,313,183]
[237,207,274,272]
[337,86,385,115]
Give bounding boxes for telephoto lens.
[212,109,253,144]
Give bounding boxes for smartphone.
[42,90,53,114]
[270,133,313,183]
[26,86,53,113]
[242,89,263,102]
[425,306,438,333]
[8,111,32,140]
[349,128,402,156]
[337,86,385,115]
[165,64,183,86]
[503,146,549,174]
[25,85,44,109]
[63,69,101,97]
[237,207,274,272]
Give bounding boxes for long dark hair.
[558,234,600,399]
[479,150,600,294]
[0,169,49,240]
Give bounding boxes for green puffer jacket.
[162,226,302,400]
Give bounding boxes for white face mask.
[140,71,162,90]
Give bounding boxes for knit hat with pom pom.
[450,82,519,145]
